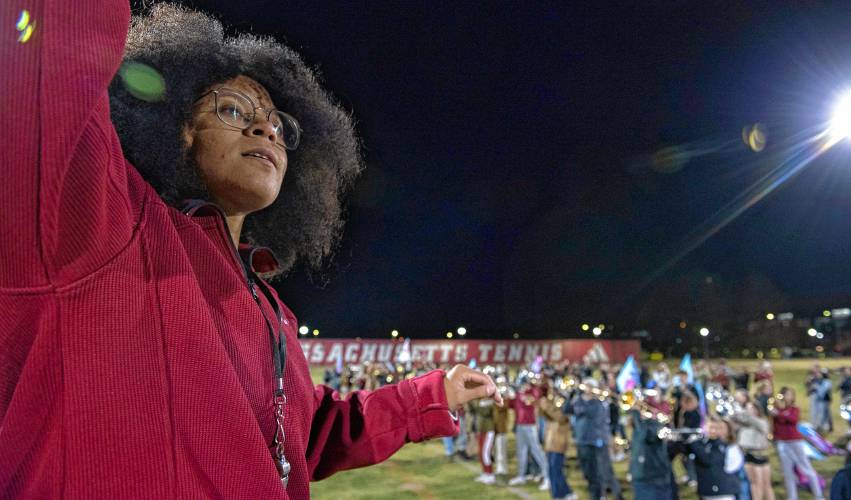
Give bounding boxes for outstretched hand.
[443,364,504,410]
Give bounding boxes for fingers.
[448,364,502,406]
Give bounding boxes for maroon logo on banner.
[298,339,640,366]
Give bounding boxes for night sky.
[181,1,851,339]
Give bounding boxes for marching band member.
[731,402,774,500]
[539,391,577,499]
[565,378,622,500]
[772,387,825,500]
[629,406,675,499]
[508,378,551,489]
[687,416,743,500]
[470,398,497,484]
[494,391,511,475]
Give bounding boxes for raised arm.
[305,370,458,480]
[1,0,136,288]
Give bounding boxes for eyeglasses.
[195,88,301,151]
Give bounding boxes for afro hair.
[109,3,363,277]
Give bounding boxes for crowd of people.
[325,359,851,500]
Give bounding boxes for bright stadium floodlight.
[699,327,710,337]
[299,325,309,335]
[829,91,851,142]
[457,326,467,336]
[592,327,602,336]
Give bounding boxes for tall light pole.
[699,327,710,359]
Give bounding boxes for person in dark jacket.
[688,415,743,500]
[669,390,701,487]
[830,464,851,500]
[629,409,674,498]
[565,378,622,500]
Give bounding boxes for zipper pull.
[248,279,259,300]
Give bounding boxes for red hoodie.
[772,406,804,441]
[511,389,539,425]
[0,1,457,498]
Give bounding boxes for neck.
[224,213,245,247]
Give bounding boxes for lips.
[241,147,280,169]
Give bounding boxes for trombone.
[620,388,671,425]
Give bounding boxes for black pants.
[578,444,621,499]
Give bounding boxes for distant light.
[592,327,602,336]
[312,329,319,336]
[816,345,825,353]
[597,324,605,330]
[699,327,710,337]
[457,327,467,336]
[679,321,687,329]
[391,330,399,338]
[778,312,795,321]
[299,326,309,335]
[823,310,832,317]
[829,92,851,143]
[832,308,851,318]
[446,331,453,339]
[808,328,818,337]
[512,332,520,339]
[816,332,825,340]
[581,324,590,331]
[765,313,775,321]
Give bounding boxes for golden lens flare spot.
[742,123,767,152]
[651,145,687,173]
[16,10,34,44]
[119,62,166,102]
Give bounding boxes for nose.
[245,116,277,144]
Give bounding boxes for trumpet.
[657,427,704,442]
[494,374,517,400]
[841,395,851,421]
[705,386,743,417]
[767,393,784,414]
[620,389,671,424]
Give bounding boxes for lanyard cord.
[247,270,290,487]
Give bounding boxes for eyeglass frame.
[192,87,301,151]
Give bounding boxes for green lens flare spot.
[119,62,166,102]
[16,10,30,31]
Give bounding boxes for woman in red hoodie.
[771,387,824,500]
[0,3,500,498]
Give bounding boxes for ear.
[181,121,195,150]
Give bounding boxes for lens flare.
[829,92,851,143]
[742,123,767,152]
[119,62,166,102]
[16,10,34,43]
[16,10,30,31]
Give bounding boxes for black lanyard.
[247,269,290,487]
[248,270,286,393]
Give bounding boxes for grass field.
[309,359,851,499]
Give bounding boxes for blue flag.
[680,354,694,384]
[616,355,639,393]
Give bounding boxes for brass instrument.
[657,426,704,442]
[767,393,784,414]
[705,385,743,417]
[620,388,670,424]
[841,395,851,421]
[494,374,516,400]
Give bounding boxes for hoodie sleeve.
[0,0,137,289]
[306,369,459,480]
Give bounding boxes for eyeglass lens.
[214,91,300,150]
